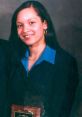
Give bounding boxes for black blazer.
[0,39,10,116]
[8,47,79,117]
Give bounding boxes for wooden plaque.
[11,104,41,117]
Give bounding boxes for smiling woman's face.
[16,7,47,46]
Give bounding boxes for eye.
[17,24,23,28]
[29,21,36,25]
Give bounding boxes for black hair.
[9,0,59,58]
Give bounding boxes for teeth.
[24,35,29,38]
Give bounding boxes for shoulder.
[55,47,76,66]
[0,39,9,52]
[54,47,78,79]
[54,47,79,83]
[0,39,8,46]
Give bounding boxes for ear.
[43,20,48,30]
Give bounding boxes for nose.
[23,24,30,33]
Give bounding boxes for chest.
[10,61,55,99]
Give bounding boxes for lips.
[21,31,35,40]
[23,34,31,39]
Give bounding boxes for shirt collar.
[21,45,56,71]
[25,45,56,64]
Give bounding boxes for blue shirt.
[21,45,56,74]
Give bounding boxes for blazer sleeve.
[51,49,79,117]
[0,41,9,117]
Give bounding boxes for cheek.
[38,28,44,37]
[35,25,44,34]
[17,29,22,36]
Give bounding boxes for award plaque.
[11,104,41,117]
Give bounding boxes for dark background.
[0,0,82,116]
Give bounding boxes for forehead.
[17,7,39,20]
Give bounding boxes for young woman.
[7,1,78,117]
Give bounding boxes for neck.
[28,42,46,61]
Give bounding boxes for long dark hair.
[9,0,59,58]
